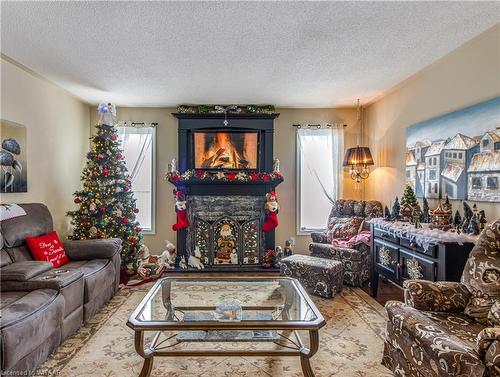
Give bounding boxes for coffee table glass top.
[131,277,322,326]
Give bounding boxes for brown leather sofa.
[383,218,500,377]
[309,199,383,286]
[0,203,121,373]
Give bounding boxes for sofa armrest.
[483,334,500,377]
[476,327,500,355]
[0,261,52,281]
[63,238,122,260]
[310,231,328,244]
[403,279,471,312]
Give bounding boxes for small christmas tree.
[400,183,418,209]
[453,210,462,228]
[384,206,391,220]
[391,197,400,220]
[67,104,143,271]
[421,198,430,223]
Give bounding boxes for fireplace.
[172,111,281,271]
[194,131,259,170]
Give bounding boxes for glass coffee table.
[127,277,326,377]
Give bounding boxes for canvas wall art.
[1,120,27,193]
[406,96,500,203]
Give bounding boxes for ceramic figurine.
[188,247,204,269]
[284,240,293,257]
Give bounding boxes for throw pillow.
[26,231,69,268]
[329,217,364,241]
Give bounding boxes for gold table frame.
[127,277,326,377]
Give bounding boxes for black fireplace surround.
[172,112,282,271]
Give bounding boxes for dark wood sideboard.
[370,223,475,297]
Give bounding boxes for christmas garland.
[165,170,283,185]
[176,104,276,114]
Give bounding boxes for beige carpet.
[39,284,392,377]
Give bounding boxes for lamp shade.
[343,146,374,166]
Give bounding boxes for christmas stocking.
[262,212,278,232]
[172,209,189,231]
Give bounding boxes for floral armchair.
[309,199,383,286]
[383,218,500,377]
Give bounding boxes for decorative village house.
[440,133,479,199]
[467,150,500,202]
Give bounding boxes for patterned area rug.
[39,284,392,377]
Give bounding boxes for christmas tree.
[400,183,418,209]
[421,197,430,223]
[391,197,400,220]
[67,103,143,270]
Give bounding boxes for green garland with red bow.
[165,170,283,185]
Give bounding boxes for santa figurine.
[262,191,279,232]
[172,190,189,231]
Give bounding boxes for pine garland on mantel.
[165,170,283,185]
[176,104,275,114]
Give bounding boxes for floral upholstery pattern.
[329,217,364,241]
[382,219,500,377]
[280,254,343,298]
[462,220,500,325]
[309,199,381,288]
[403,279,471,312]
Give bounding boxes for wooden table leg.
[299,330,319,377]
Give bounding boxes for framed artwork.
[406,96,500,203]
[1,119,27,193]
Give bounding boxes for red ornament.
[130,236,138,244]
[99,206,106,212]
[96,231,103,238]
[250,172,260,181]
[133,208,140,213]
[111,135,117,141]
[124,186,130,192]
[121,217,128,224]
[262,173,271,182]
[102,168,110,176]
[171,174,181,183]
[74,197,81,204]
[226,173,237,181]
[117,153,122,159]
[135,226,142,233]
[97,153,105,159]
[272,171,283,179]
[196,170,206,178]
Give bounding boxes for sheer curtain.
[116,123,155,231]
[297,125,344,231]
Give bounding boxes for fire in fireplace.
[194,131,258,169]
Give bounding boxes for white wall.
[1,57,90,236]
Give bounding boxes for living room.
[1,2,499,377]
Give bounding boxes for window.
[297,127,343,233]
[472,177,482,189]
[452,152,457,159]
[117,124,156,233]
[487,177,498,190]
[429,169,436,180]
[434,183,438,193]
[428,183,432,193]
[483,139,490,147]
[458,153,462,159]
[406,170,411,179]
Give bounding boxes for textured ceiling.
[1,2,499,107]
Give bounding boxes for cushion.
[462,219,500,325]
[328,217,364,241]
[0,260,52,281]
[26,231,69,268]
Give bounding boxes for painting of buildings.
[406,96,500,203]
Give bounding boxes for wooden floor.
[362,277,404,306]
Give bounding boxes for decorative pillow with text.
[26,231,69,268]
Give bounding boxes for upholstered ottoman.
[280,254,343,298]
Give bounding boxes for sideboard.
[370,223,475,297]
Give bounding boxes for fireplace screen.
[194,131,258,169]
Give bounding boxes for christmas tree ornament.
[262,191,279,232]
[67,104,144,272]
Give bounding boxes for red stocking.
[262,212,278,232]
[172,209,189,231]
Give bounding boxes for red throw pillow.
[26,231,69,268]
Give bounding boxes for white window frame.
[296,127,343,235]
[116,124,156,235]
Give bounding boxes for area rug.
[38,284,392,377]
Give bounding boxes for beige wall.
[91,107,361,253]
[1,58,90,236]
[365,25,500,221]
